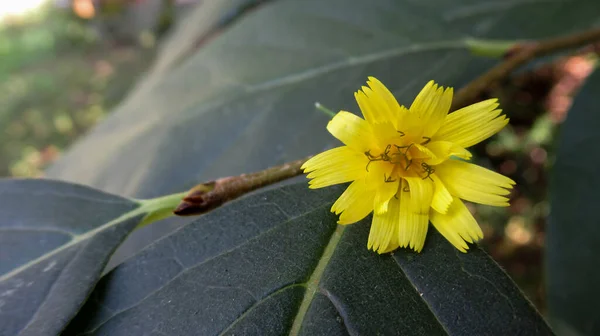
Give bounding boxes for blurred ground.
[0,0,594,315]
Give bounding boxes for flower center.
[364,134,435,183]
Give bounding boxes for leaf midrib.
[0,201,145,282]
[163,40,466,131]
[77,201,335,334]
[288,224,345,336]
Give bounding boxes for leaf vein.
[79,203,332,334]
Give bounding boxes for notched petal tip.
[456,245,469,253]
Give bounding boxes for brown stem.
[452,27,600,111]
[174,157,310,216]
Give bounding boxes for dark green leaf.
[0,179,141,336]
[547,70,600,335]
[65,184,551,335]
[47,0,600,197]
[45,0,600,265]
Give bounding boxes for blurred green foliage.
[0,3,155,177]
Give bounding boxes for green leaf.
[47,0,600,197]
[64,184,552,335]
[27,0,599,333]
[45,0,600,264]
[0,179,141,336]
[547,69,600,335]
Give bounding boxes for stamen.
[421,162,435,181]
[384,173,396,183]
[364,149,385,172]
[421,137,431,145]
[404,159,413,171]
[395,143,414,153]
[384,144,391,155]
[391,146,413,170]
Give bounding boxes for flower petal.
[397,180,410,248]
[373,179,399,214]
[434,99,508,148]
[423,141,472,165]
[435,159,515,206]
[395,105,422,136]
[302,147,368,189]
[327,111,377,152]
[402,177,433,252]
[366,77,401,122]
[410,81,453,137]
[355,78,402,125]
[430,197,483,252]
[431,174,453,214]
[331,178,375,225]
[364,160,394,188]
[363,160,399,214]
[368,196,400,254]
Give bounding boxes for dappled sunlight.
[0,0,48,22]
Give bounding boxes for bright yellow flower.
[302,77,515,254]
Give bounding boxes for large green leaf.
[64,184,552,335]
[45,0,600,266]
[34,0,600,332]
[47,0,600,197]
[0,179,141,336]
[547,70,600,335]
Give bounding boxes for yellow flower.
[302,77,515,254]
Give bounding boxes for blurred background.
[0,0,196,178]
[0,0,594,316]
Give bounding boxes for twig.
[452,27,600,110]
[174,156,310,216]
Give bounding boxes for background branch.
[452,27,600,110]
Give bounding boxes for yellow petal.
[373,178,399,214]
[327,111,376,152]
[369,121,402,147]
[430,197,483,252]
[411,143,436,160]
[364,160,394,188]
[435,159,515,206]
[395,105,422,136]
[355,78,401,125]
[363,160,399,214]
[331,178,375,225]
[430,174,453,214]
[368,196,400,254]
[434,99,508,148]
[366,77,401,122]
[397,180,411,249]
[302,147,368,189]
[403,177,434,252]
[410,81,453,137]
[423,141,472,165]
